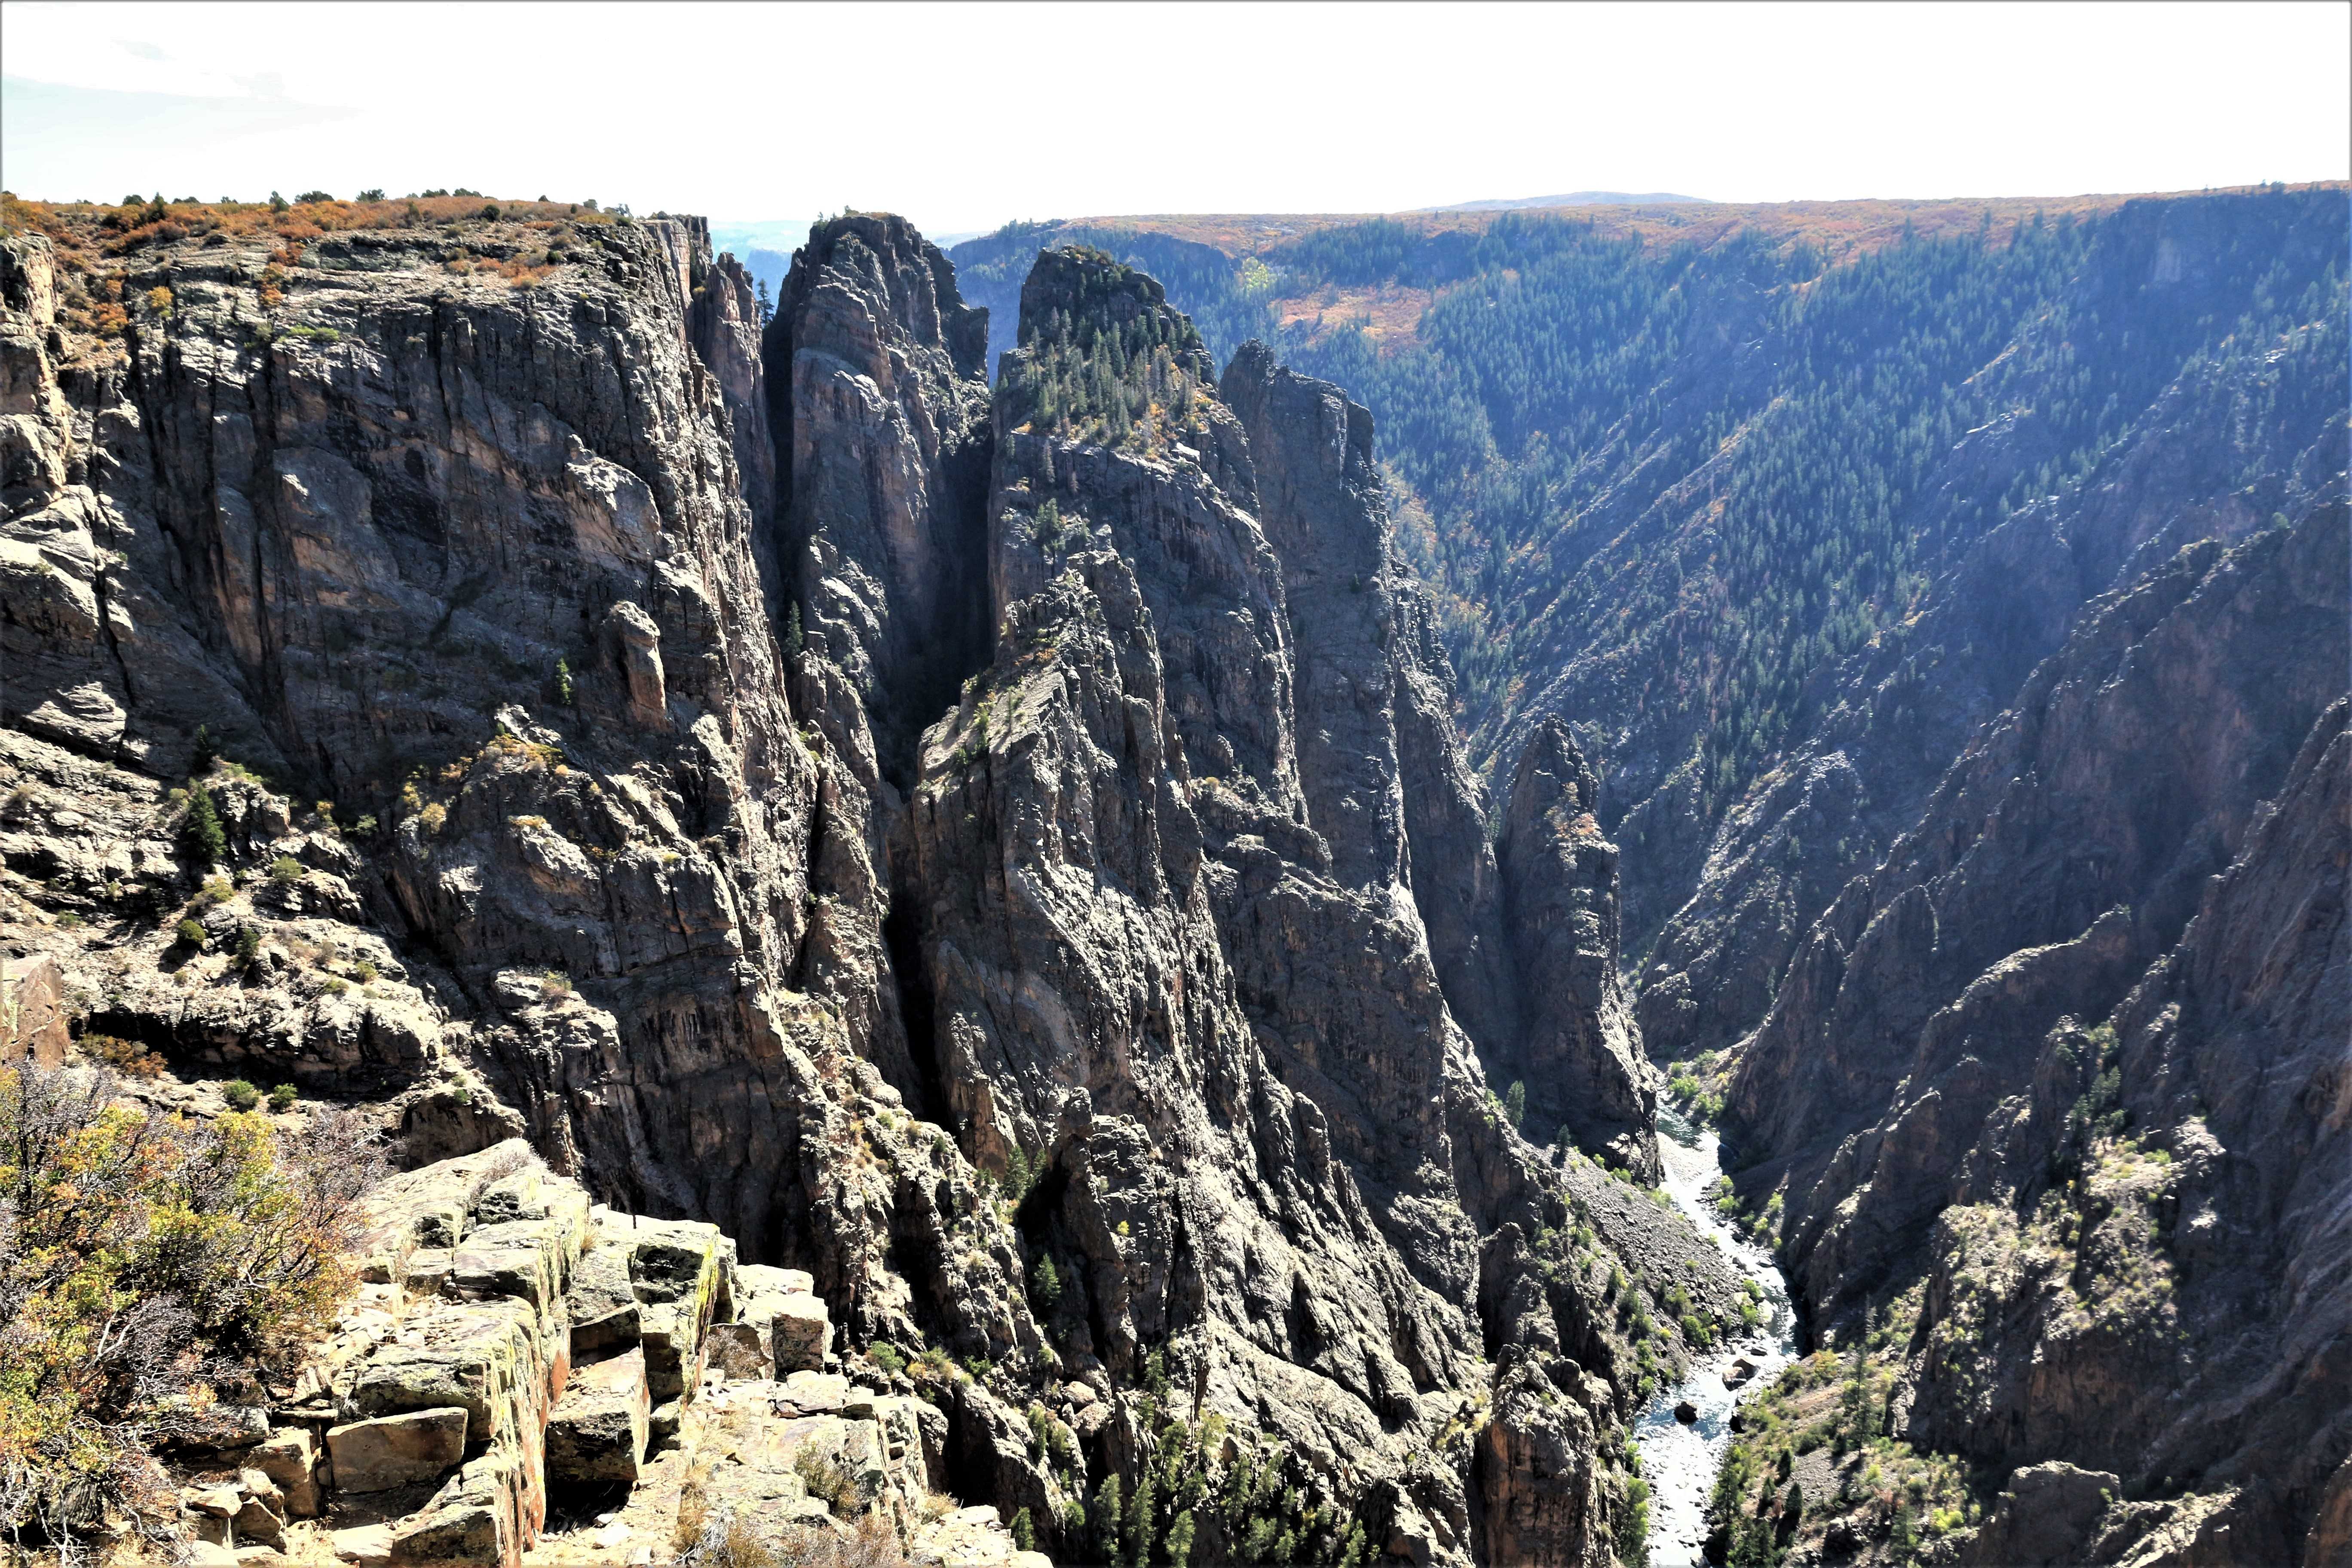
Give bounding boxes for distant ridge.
[1420,190,1707,211]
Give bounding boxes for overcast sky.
[4,1,2346,238]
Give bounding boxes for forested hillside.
[951,186,2349,973]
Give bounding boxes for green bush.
[270,855,303,885]
[175,918,206,949]
[0,1062,381,1544]
[867,1341,907,1376]
[268,1084,298,1113]
[222,1079,260,1111]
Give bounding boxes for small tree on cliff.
[179,785,226,870]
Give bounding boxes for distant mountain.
[1419,190,1707,211]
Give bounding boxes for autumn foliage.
[0,1061,382,1547]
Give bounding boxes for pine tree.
[1123,1471,1155,1567]
[189,724,217,775]
[1092,1473,1123,1564]
[180,786,226,870]
[1029,1253,1061,1314]
[1164,1509,1196,1567]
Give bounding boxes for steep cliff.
[1697,502,2350,1561]
[893,245,1743,1566]
[3,204,1733,1566]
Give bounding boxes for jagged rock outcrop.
[3,206,1745,1567]
[1730,507,2346,1277]
[899,246,1726,1566]
[1709,503,2350,1559]
[768,211,992,756]
[1495,720,1656,1179]
[1908,695,2350,1562]
[154,1138,1038,1567]
[759,212,999,1111]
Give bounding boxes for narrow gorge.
[0,182,2345,1568]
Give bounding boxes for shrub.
[174,917,207,949]
[0,1063,383,1545]
[80,1034,164,1079]
[295,190,333,205]
[222,1078,260,1111]
[233,925,262,963]
[270,855,303,885]
[867,1341,907,1376]
[268,1083,298,1112]
[356,188,385,202]
[353,960,378,983]
[1504,1079,1526,1129]
[792,1447,853,1507]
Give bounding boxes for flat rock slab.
[326,1406,469,1492]
[330,1524,395,1565]
[777,1371,849,1415]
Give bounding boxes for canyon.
[0,184,2345,1567]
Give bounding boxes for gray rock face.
[1716,505,2351,1553]
[769,211,992,759]
[2,214,1733,1568]
[1496,720,1657,1180]
[894,248,1706,1565]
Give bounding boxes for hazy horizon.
[4,1,2346,239]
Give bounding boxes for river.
[1632,1109,1801,1567]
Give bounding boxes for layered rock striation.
[4,206,1723,1566]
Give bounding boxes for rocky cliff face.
[891,245,1737,1566]
[1635,273,2351,1075]
[3,207,1727,1567]
[1700,499,2350,1560]
[1495,720,1654,1179]
[0,205,1032,1484]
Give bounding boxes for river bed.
[1633,1111,1800,1567]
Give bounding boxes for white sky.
[3,1,2346,237]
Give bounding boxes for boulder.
[232,1490,286,1550]
[778,1371,850,1415]
[325,1407,469,1492]
[349,1301,536,1433]
[640,1299,709,1403]
[564,1236,636,1324]
[448,1202,589,1310]
[250,1427,321,1518]
[546,1348,650,1486]
[1960,1461,2121,1566]
[771,1294,831,1374]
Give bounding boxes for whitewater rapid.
[1633,1112,1800,1567]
